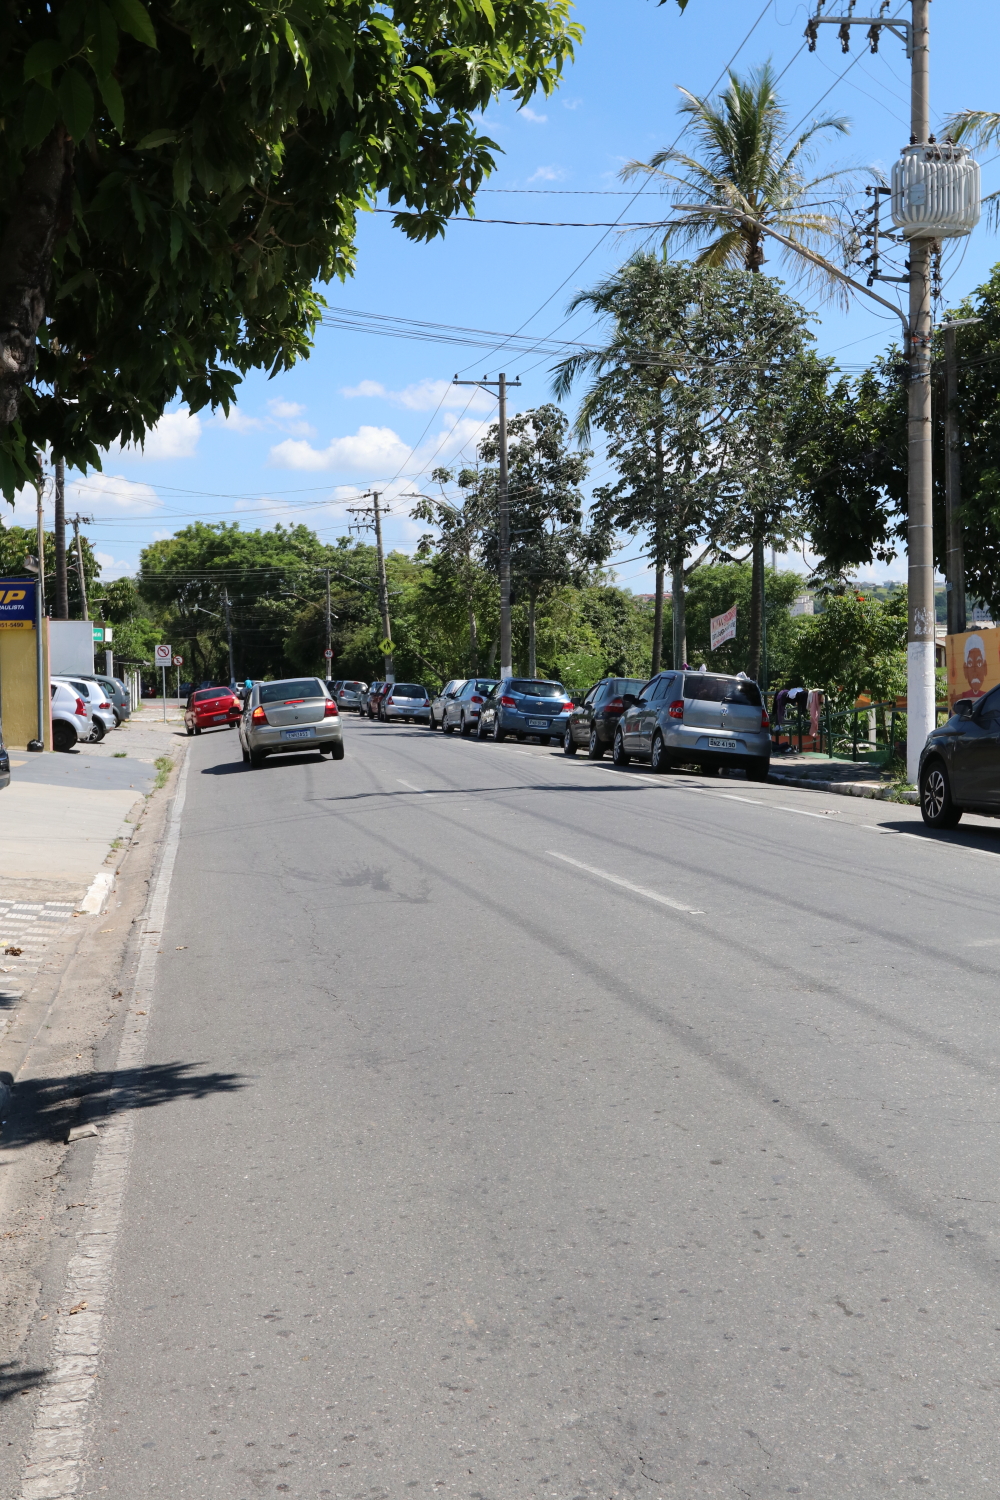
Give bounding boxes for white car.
[49,680,92,753]
[53,676,115,743]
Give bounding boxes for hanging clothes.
[808,689,823,739]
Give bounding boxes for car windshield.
[510,679,565,698]
[259,678,325,704]
[683,674,762,707]
[70,680,92,696]
[471,680,498,693]
[392,684,427,698]
[194,688,229,702]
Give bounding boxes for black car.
[919,687,1000,827]
[562,676,648,759]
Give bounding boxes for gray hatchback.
[613,670,770,780]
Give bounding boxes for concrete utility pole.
[325,568,333,677]
[453,373,521,679]
[29,478,46,751]
[221,589,235,686]
[53,457,68,619]
[70,515,90,620]
[349,491,394,682]
[941,317,981,635]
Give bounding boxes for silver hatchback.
[613,670,770,780]
[239,676,345,768]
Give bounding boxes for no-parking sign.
[154,644,172,665]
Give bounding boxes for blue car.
[477,677,574,744]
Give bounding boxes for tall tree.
[0,1,581,497]
[411,468,495,674]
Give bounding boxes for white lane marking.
[546,851,705,914]
[775,805,839,819]
[719,794,765,806]
[19,755,190,1500]
[396,778,434,795]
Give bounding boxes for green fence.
[771,698,952,767]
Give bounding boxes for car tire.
[563,727,578,756]
[461,714,473,737]
[588,728,604,760]
[330,740,345,760]
[443,716,454,734]
[746,757,770,782]
[612,729,630,767]
[186,725,194,737]
[250,750,266,769]
[113,711,122,728]
[194,726,202,736]
[90,717,106,744]
[477,716,488,740]
[242,744,250,764]
[53,720,76,753]
[920,759,961,828]
[493,718,506,743]
[428,714,437,730]
[650,732,668,773]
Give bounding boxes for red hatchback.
[185,686,241,736]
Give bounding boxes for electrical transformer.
[891,142,981,239]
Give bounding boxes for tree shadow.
[2,1061,247,1150]
[0,1360,48,1403]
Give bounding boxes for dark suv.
[919,686,1000,827]
[563,676,648,759]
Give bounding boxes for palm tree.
[944,111,1000,226]
[621,63,858,678]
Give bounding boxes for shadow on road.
[0,1360,49,1403]
[876,818,1000,854]
[2,1061,247,1149]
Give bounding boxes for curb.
[767,772,918,805]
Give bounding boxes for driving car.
[185,685,242,736]
[919,686,1000,827]
[335,680,367,713]
[562,676,648,759]
[429,679,466,730]
[442,678,498,736]
[53,676,115,742]
[477,678,574,744]
[50,680,91,752]
[382,683,430,723]
[612,669,770,779]
[239,677,344,768]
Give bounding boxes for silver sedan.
[239,677,345,769]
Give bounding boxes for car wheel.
[331,740,345,760]
[461,714,473,737]
[650,731,669,773]
[428,713,437,730]
[612,728,630,767]
[493,718,506,743]
[477,716,488,740]
[746,757,770,782]
[186,725,194,737]
[920,759,961,828]
[113,711,122,728]
[588,728,604,760]
[443,715,454,734]
[242,744,250,763]
[563,727,578,756]
[90,717,106,744]
[53,720,76,753]
[250,749,266,769]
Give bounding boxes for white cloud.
[520,107,548,124]
[93,551,136,580]
[270,425,411,472]
[118,407,201,460]
[213,407,262,434]
[562,97,583,111]
[528,166,565,184]
[68,474,161,513]
[268,399,307,420]
[340,377,494,414]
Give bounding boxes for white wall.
[49,620,95,677]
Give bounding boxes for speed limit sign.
[154,644,172,665]
[173,655,184,666]
[324,648,334,659]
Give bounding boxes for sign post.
[173,655,184,700]
[154,644,172,719]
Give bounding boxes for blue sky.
[17,0,1000,591]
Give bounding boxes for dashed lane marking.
[546,851,706,915]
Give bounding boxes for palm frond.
[942,110,1000,147]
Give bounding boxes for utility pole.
[941,317,981,635]
[325,567,333,679]
[53,457,68,619]
[29,477,46,751]
[70,515,91,620]
[221,589,235,686]
[348,491,394,681]
[453,373,521,678]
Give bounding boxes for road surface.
[31,717,1000,1497]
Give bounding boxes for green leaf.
[57,67,94,140]
[136,129,177,149]
[406,66,436,96]
[172,144,192,205]
[107,0,157,49]
[168,213,182,264]
[22,83,59,148]
[96,71,124,132]
[24,40,69,81]
[89,1,120,76]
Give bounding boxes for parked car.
[429,679,466,730]
[919,686,1000,827]
[0,723,9,790]
[184,685,241,736]
[477,678,574,744]
[371,682,393,720]
[239,676,344,768]
[49,679,93,752]
[80,674,130,725]
[563,676,649,759]
[362,681,383,718]
[334,679,368,713]
[612,670,770,779]
[382,683,430,723]
[54,676,115,743]
[326,680,344,702]
[443,678,498,736]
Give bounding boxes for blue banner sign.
[0,578,36,629]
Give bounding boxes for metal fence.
[770,697,951,767]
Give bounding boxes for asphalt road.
[68,716,1000,1498]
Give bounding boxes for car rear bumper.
[500,711,571,735]
[248,720,343,754]
[195,711,240,728]
[385,704,430,720]
[663,724,770,763]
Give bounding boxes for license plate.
[708,737,737,750]
[213,714,226,722]
[281,728,314,741]
[527,718,549,728]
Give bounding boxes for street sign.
[324,648,334,659]
[173,655,184,666]
[154,644,172,665]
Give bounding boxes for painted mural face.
[963,635,988,698]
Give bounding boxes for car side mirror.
[953,698,974,719]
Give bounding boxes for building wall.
[0,622,51,750]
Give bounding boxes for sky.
[11,0,1000,592]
